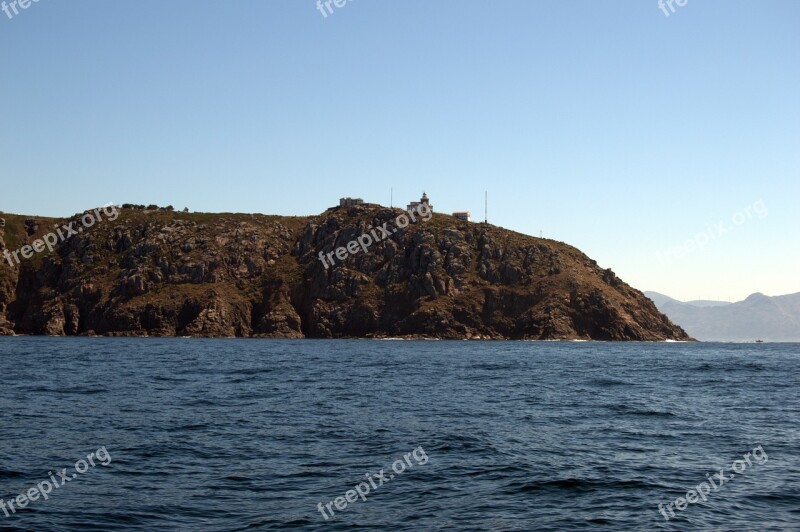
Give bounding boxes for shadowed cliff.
[0,205,691,340]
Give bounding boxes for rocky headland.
[0,205,691,340]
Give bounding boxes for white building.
[452,211,471,222]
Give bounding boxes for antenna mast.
[484,191,488,224]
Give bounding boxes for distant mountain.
[644,291,800,342]
[683,299,732,308]
[645,292,731,308]
[643,291,679,308]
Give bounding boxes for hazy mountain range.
[645,291,800,342]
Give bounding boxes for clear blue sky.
[1,0,798,301]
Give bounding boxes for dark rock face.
[0,206,691,340]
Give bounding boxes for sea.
[0,338,798,531]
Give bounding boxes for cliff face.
[0,206,690,340]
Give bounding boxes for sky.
[1,0,798,302]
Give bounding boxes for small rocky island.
[0,204,690,340]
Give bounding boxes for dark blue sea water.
[0,339,798,531]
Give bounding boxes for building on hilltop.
[407,192,432,212]
[339,197,364,207]
[452,211,471,222]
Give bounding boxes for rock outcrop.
[0,205,690,340]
